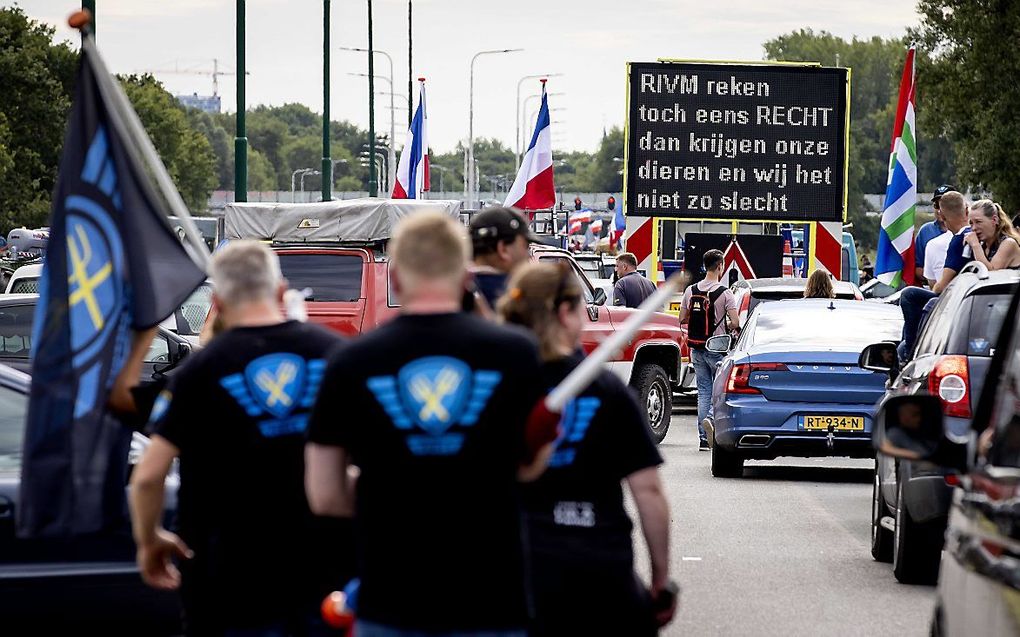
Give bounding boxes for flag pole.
[69,11,211,270]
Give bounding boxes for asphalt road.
[636,406,937,637]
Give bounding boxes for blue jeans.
[899,287,938,362]
[691,347,724,440]
[355,621,526,637]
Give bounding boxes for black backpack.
[687,284,727,349]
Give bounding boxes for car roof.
[743,277,858,294]
[0,293,38,303]
[755,297,898,318]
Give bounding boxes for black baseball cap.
[932,184,956,202]
[469,207,541,245]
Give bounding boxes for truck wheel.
[871,469,893,563]
[893,478,943,585]
[711,443,743,478]
[632,364,672,444]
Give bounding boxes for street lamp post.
[366,0,377,196]
[515,74,563,168]
[292,168,314,202]
[521,92,564,148]
[300,170,322,197]
[469,48,522,209]
[341,47,396,195]
[235,0,247,202]
[322,0,332,201]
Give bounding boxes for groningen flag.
[19,37,206,537]
[875,46,918,287]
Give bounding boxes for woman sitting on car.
[965,199,1020,270]
[803,269,835,299]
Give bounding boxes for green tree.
[119,75,217,211]
[0,6,78,230]
[914,0,1020,211]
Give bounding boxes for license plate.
[799,415,864,431]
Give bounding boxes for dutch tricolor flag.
[505,80,555,212]
[392,78,429,199]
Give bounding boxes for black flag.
[19,39,206,537]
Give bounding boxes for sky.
[26,0,920,154]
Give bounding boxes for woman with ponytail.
[498,262,675,636]
[965,199,1020,270]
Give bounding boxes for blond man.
[306,212,556,637]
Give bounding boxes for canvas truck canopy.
[223,198,463,243]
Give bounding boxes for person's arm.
[305,443,355,517]
[612,279,625,306]
[129,435,192,590]
[990,239,1020,270]
[628,467,671,592]
[109,326,160,414]
[964,232,992,269]
[932,268,957,294]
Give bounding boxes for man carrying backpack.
[678,249,739,451]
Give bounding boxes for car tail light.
[726,363,787,395]
[928,355,971,418]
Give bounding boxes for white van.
[4,264,42,295]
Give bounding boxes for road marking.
[681,556,702,561]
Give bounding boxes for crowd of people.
[128,208,677,637]
[899,186,1020,362]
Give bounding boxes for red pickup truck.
[269,241,686,442]
[224,200,687,442]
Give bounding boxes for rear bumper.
[714,395,877,459]
[715,429,874,459]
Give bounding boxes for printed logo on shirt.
[553,501,596,527]
[366,355,502,456]
[220,354,327,437]
[148,389,172,424]
[548,396,601,467]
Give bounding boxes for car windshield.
[277,254,363,302]
[0,384,27,473]
[749,303,902,349]
[575,259,601,277]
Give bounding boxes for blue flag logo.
[245,353,307,419]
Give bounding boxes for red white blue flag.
[505,81,554,211]
[392,79,429,199]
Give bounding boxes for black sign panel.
[625,62,849,222]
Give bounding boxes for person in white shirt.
[923,228,953,286]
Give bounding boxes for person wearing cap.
[469,207,539,309]
[914,184,955,283]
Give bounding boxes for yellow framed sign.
[623,60,851,224]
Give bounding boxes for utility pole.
[407,0,413,127]
[322,0,332,201]
[81,0,95,42]
[234,0,247,202]
[367,0,377,197]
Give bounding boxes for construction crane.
[141,58,245,97]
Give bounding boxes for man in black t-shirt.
[469,207,538,309]
[129,241,351,635]
[306,212,557,636]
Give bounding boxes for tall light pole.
[407,0,413,127]
[366,0,377,196]
[82,0,95,43]
[234,0,247,202]
[515,73,562,169]
[431,164,447,193]
[292,168,314,202]
[469,48,522,209]
[322,0,332,201]
[344,48,396,195]
[301,170,322,197]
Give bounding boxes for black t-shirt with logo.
[152,320,351,626]
[523,353,663,632]
[307,312,543,631]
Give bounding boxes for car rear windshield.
[963,291,1014,356]
[0,304,35,358]
[749,305,902,349]
[277,254,363,302]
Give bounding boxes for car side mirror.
[592,288,607,306]
[705,334,732,354]
[859,341,899,374]
[873,395,966,472]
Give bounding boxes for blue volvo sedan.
[706,298,903,477]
